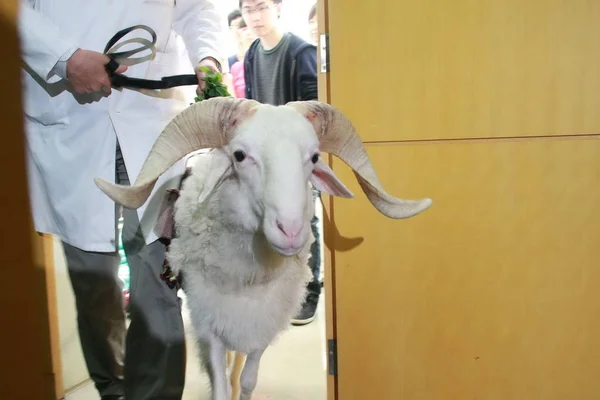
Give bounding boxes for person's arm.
[172,0,228,73]
[243,43,257,100]
[295,47,318,101]
[17,2,126,94]
[18,1,79,82]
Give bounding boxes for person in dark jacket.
[241,0,318,103]
[241,0,321,325]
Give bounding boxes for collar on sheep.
[156,166,194,290]
[158,188,181,289]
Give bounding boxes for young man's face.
[240,0,280,38]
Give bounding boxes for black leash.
[104,25,199,90]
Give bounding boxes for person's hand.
[66,49,128,95]
[195,57,221,96]
[221,73,235,97]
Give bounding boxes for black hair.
[308,3,317,21]
[228,9,242,26]
[239,0,282,10]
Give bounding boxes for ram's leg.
[199,336,230,400]
[238,348,265,400]
[226,351,233,369]
[230,352,247,400]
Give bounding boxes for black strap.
[104,25,198,90]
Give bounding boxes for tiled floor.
[65,293,327,400]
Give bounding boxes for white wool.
[168,151,314,354]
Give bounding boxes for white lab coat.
[18,0,227,252]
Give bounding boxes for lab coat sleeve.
[172,0,229,73]
[18,1,79,82]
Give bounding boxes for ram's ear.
[310,159,354,198]
[197,150,233,204]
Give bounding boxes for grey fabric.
[306,188,321,300]
[62,242,125,397]
[63,143,185,400]
[251,33,292,105]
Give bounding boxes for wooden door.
[319,1,600,399]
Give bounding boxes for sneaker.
[291,297,318,326]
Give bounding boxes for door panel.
[1,0,60,397]
[331,138,600,399]
[328,0,600,142]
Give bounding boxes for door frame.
[316,1,338,399]
[7,0,337,397]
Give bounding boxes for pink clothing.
[231,60,246,98]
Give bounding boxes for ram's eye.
[234,151,246,162]
[311,153,319,164]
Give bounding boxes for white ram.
[95,97,432,400]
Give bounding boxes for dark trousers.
[62,144,186,399]
[306,188,322,301]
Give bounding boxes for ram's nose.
[276,218,303,240]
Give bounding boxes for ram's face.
[226,107,320,256]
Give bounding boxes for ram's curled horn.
[95,97,260,209]
[285,101,432,219]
